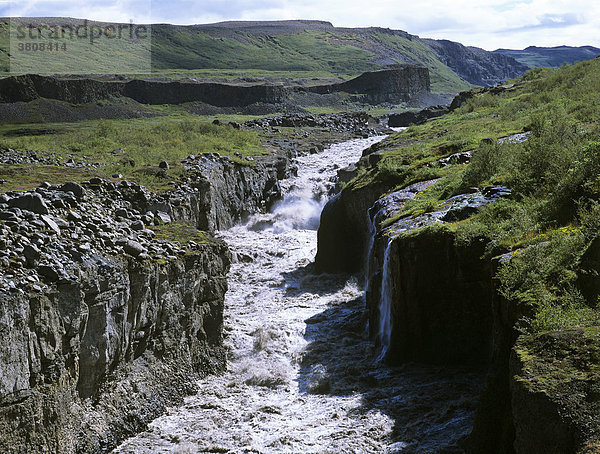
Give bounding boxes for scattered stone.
[120,157,135,167]
[60,182,84,199]
[159,161,170,169]
[0,211,19,222]
[122,240,145,257]
[23,244,41,267]
[38,264,59,282]
[67,210,82,222]
[130,220,145,231]
[8,193,49,215]
[155,211,171,224]
[41,215,61,235]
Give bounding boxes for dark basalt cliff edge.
[0,74,289,107]
[308,65,430,104]
[0,246,229,454]
[0,67,431,108]
[367,225,494,364]
[424,39,530,86]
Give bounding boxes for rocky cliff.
[0,74,290,107]
[423,39,530,86]
[0,180,231,453]
[0,69,430,109]
[0,134,300,451]
[318,167,600,451]
[308,65,430,104]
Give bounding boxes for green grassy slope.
[350,58,600,332]
[149,25,472,93]
[0,19,502,93]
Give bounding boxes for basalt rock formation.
[0,67,431,111]
[0,141,300,451]
[0,180,231,453]
[308,65,430,105]
[318,149,600,451]
[424,39,530,87]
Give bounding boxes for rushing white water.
[377,239,394,362]
[114,136,484,454]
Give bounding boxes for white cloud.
[2,0,599,50]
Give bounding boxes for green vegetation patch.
[0,164,101,192]
[0,116,267,191]
[150,222,214,245]
[514,327,600,394]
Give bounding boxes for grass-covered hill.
[150,20,528,93]
[0,19,529,94]
[349,57,600,333]
[495,45,600,69]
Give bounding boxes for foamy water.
[113,136,483,454]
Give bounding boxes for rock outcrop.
[0,74,290,107]
[363,186,511,364]
[308,65,430,104]
[387,104,449,127]
[0,69,431,109]
[0,180,231,453]
[424,39,530,86]
[0,134,304,451]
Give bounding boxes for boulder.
[8,193,49,215]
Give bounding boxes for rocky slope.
[316,164,600,451]
[149,20,526,90]
[423,39,530,86]
[0,19,526,94]
[494,45,600,68]
[0,180,231,453]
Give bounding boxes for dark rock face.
[424,39,529,86]
[366,224,494,365]
[314,183,388,273]
[148,153,286,232]
[0,69,430,109]
[387,104,449,127]
[0,248,229,454]
[0,74,289,107]
[0,181,232,453]
[0,139,299,451]
[308,65,430,104]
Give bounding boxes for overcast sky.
[2,0,599,51]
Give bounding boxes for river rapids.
[114,137,484,454]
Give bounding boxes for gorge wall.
[308,65,430,104]
[316,161,600,451]
[0,141,298,452]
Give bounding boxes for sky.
[1,0,599,51]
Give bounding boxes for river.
[114,136,483,454]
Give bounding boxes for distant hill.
[150,21,528,92]
[0,19,530,94]
[494,45,600,68]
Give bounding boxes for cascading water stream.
[377,239,394,362]
[114,136,484,454]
